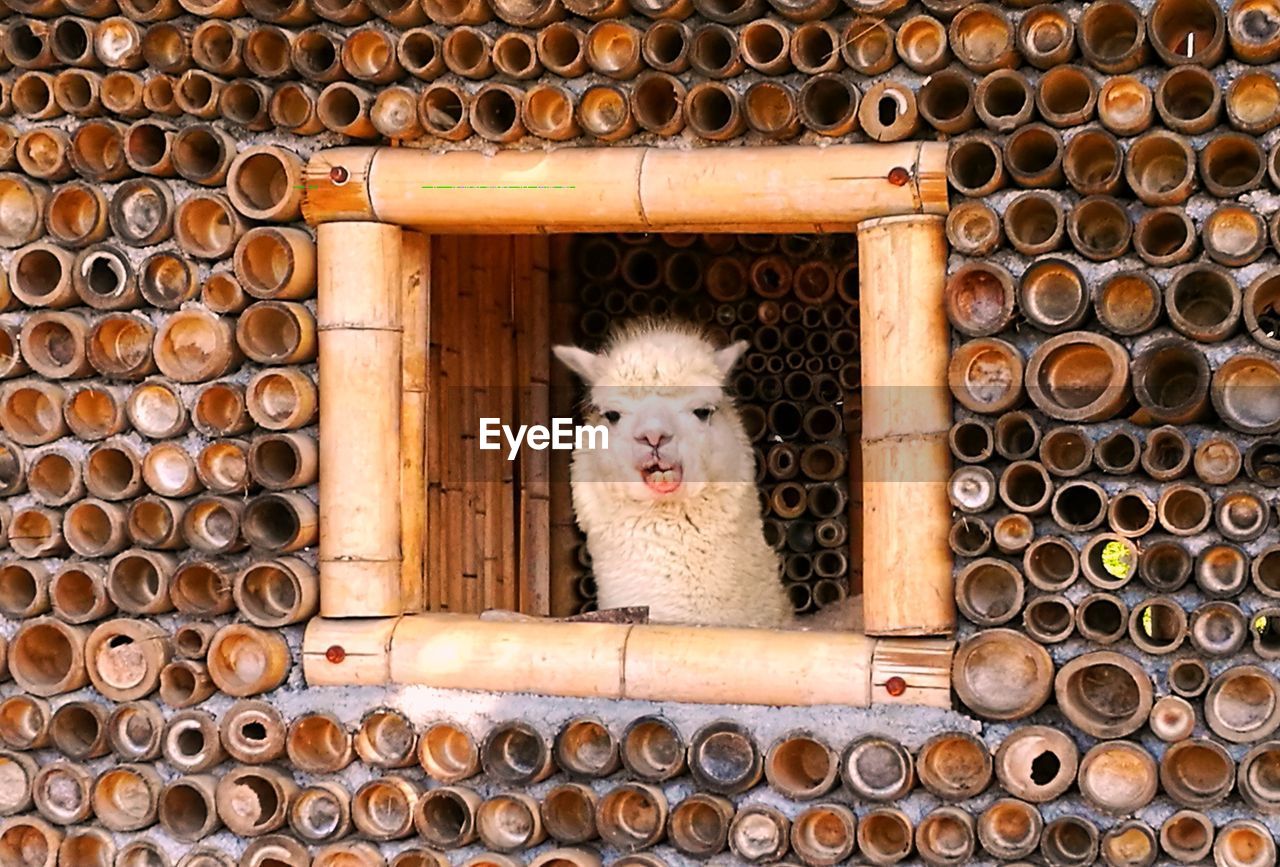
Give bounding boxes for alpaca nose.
[636,428,671,449]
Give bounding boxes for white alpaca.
[554,319,855,630]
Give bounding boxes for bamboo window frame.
[300,143,957,708]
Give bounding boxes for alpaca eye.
[693,407,715,421]
[602,411,621,424]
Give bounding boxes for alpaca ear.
[713,340,749,379]
[553,345,603,384]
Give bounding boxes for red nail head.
[325,645,346,664]
[887,167,910,187]
[885,676,907,697]
[329,165,350,185]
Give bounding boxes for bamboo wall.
[5,0,1280,862]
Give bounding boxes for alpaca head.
[554,320,751,503]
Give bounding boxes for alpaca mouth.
[641,461,683,495]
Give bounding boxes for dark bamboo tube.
[171,124,235,185]
[105,549,174,614]
[1200,131,1266,197]
[494,32,543,78]
[667,793,731,857]
[398,28,444,79]
[1003,122,1063,187]
[728,804,789,863]
[1125,130,1195,206]
[550,717,618,779]
[945,261,1015,337]
[1191,599,1249,658]
[53,70,103,119]
[1052,479,1109,532]
[202,269,249,313]
[854,808,912,865]
[797,73,857,136]
[954,557,1022,626]
[1039,817,1100,867]
[858,80,917,141]
[142,74,181,117]
[1018,257,1088,334]
[19,312,90,380]
[79,238,147,308]
[534,20,587,74]
[1154,65,1221,134]
[442,26,492,77]
[172,621,216,660]
[219,79,273,130]
[1079,0,1147,71]
[290,27,343,82]
[917,69,976,134]
[1158,811,1214,863]
[1036,65,1097,129]
[84,438,143,501]
[190,20,246,77]
[122,120,175,177]
[790,21,840,74]
[1023,594,1074,644]
[685,22,740,77]
[841,16,895,74]
[316,82,378,138]
[247,432,316,489]
[1055,651,1153,738]
[159,775,223,842]
[974,68,1033,132]
[998,460,1052,515]
[894,13,948,73]
[158,659,214,708]
[631,71,685,134]
[64,498,129,557]
[469,82,525,143]
[1107,489,1155,537]
[1039,425,1091,477]
[7,20,57,70]
[1133,206,1196,267]
[620,716,684,782]
[738,18,789,73]
[68,121,127,185]
[413,785,481,848]
[1130,337,1208,426]
[1149,0,1225,65]
[1165,262,1241,343]
[172,70,226,120]
[481,720,554,785]
[685,81,744,140]
[7,242,77,309]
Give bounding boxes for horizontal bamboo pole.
[302,142,947,231]
[304,614,953,707]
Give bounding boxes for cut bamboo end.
[0,817,61,867]
[917,731,992,800]
[216,765,298,837]
[159,775,223,842]
[106,701,165,761]
[92,763,163,832]
[49,699,110,759]
[418,720,480,783]
[728,804,789,863]
[915,806,975,866]
[10,616,89,696]
[952,628,1052,720]
[207,623,290,697]
[977,798,1040,861]
[0,694,51,751]
[33,760,94,825]
[86,617,170,702]
[287,712,353,774]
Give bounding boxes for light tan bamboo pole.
[857,214,952,636]
[301,143,946,231]
[317,221,403,616]
[400,230,429,613]
[307,613,952,705]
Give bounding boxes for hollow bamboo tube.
[303,143,945,230]
[0,561,49,619]
[286,781,352,844]
[666,792,731,856]
[787,803,855,866]
[243,836,311,867]
[476,792,546,852]
[976,799,1041,861]
[413,784,481,848]
[314,842,386,867]
[316,221,401,615]
[204,623,289,697]
[1154,66,1221,134]
[10,617,88,696]
[0,695,51,751]
[32,760,94,825]
[915,807,974,865]
[105,701,164,762]
[159,775,222,842]
[164,710,227,774]
[0,817,61,867]
[16,128,73,182]
[917,70,976,135]
[595,783,665,852]
[851,808,910,865]
[133,384,192,443]
[85,617,169,702]
[917,731,992,800]
[860,215,952,632]
[158,659,214,708]
[727,804,789,863]
[8,242,76,309]
[47,698,107,758]
[974,70,1034,133]
[215,765,297,837]
[236,301,317,364]
[415,720,478,783]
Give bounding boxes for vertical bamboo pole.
[317,222,404,617]
[516,235,552,615]
[548,235,581,617]
[400,231,429,613]
[425,236,449,612]
[856,215,954,636]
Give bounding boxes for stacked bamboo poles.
[564,232,860,615]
